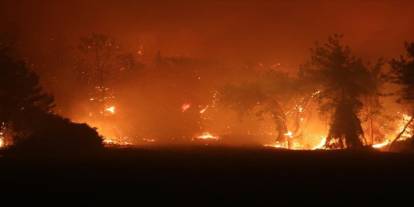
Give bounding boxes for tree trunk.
[389,116,414,151]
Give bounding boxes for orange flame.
[105,106,116,114]
[181,103,191,112]
[196,132,219,140]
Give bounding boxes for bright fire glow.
[0,129,4,148]
[105,106,116,114]
[196,132,219,140]
[143,138,156,143]
[284,131,293,138]
[373,113,414,150]
[372,140,390,149]
[264,142,285,149]
[200,105,209,114]
[103,138,132,146]
[395,113,413,141]
[181,103,191,112]
[313,136,327,150]
[0,137,4,149]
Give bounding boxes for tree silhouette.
[0,46,54,145]
[390,42,414,109]
[360,59,388,145]
[218,69,304,146]
[76,33,142,118]
[389,42,414,147]
[301,35,373,149]
[77,33,119,105]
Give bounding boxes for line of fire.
[1,32,414,153]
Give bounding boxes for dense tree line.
[1,32,414,151]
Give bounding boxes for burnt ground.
[0,146,413,200]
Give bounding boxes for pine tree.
[301,35,373,149]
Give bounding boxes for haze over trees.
[218,69,305,146]
[218,35,388,149]
[2,31,414,151]
[77,33,139,113]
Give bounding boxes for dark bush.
[9,112,103,155]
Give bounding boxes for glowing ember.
[0,128,5,148]
[312,90,321,97]
[196,132,219,140]
[284,131,293,138]
[264,142,285,149]
[143,138,156,143]
[103,138,132,146]
[181,103,191,112]
[264,141,304,150]
[105,106,116,114]
[372,140,390,149]
[200,105,209,114]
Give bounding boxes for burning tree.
[301,35,374,149]
[389,42,414,147]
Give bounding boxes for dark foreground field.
[0,146,413,200]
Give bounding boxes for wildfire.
[200,105,209,114]
[0,125,5,149]
[142,138,156,143]
[313,136,327,150]
[103,138,132,146]
[284,131,293,138]
[372,140,390,149]
[195,132,219,140]
[181,103,191,112]
[265,134,329,150]
[264,142,285,149]
[394,113,413,141]
[371,113,414,150]
[105,106,116,114]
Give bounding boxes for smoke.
[1,0,413,146]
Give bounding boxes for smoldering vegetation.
[1,32,414,153]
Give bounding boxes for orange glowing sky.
[1,0,414,70]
